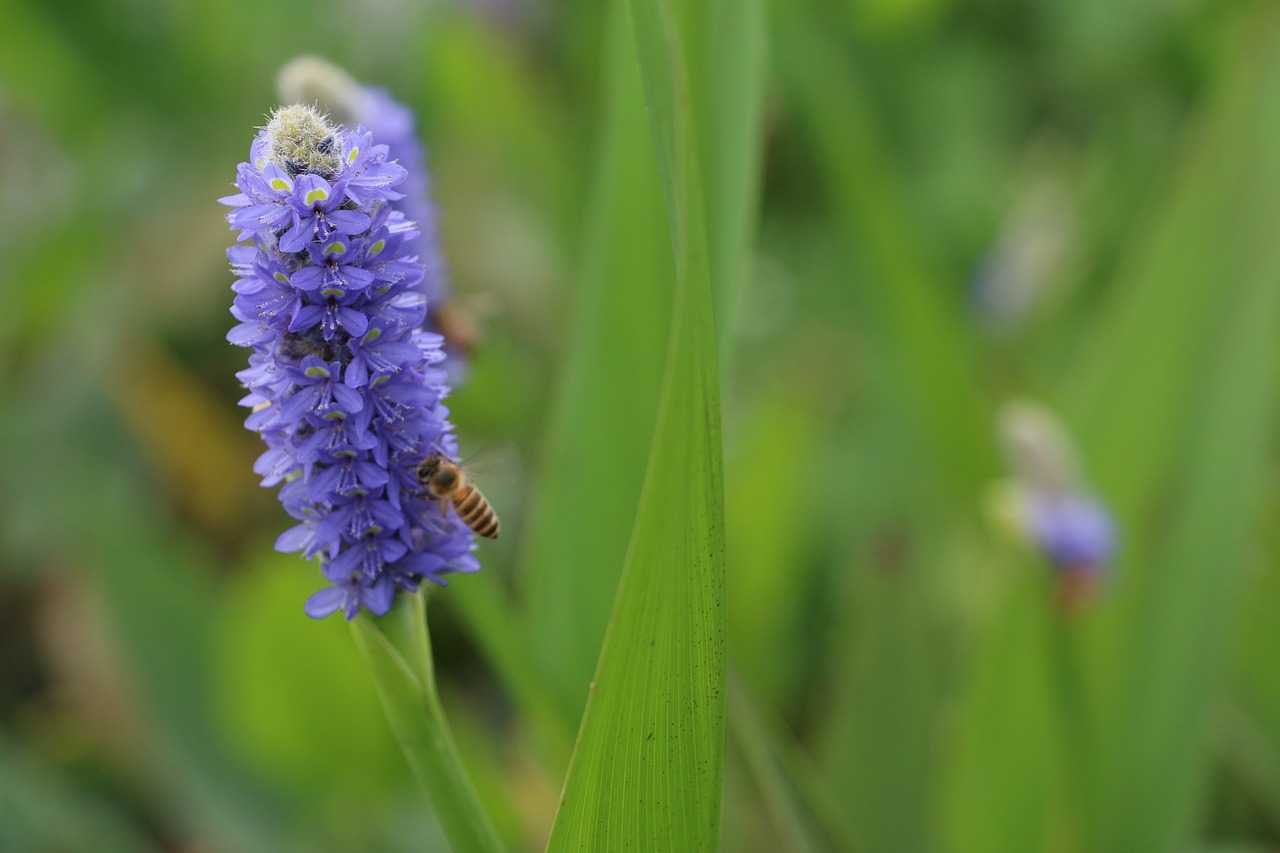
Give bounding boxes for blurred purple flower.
[1026,492,1114,572]
[221,105,478,620]
[996,399,1117,612]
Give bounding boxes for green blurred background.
[3,0,1280,850]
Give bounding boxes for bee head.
[417,453,459,491]
[416,454,441,483]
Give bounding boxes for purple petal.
[226,322,270,346]
[294,174,334,208]
[337,307,369,336]
[354,457,390,489]
[368,499,405,530]
[290,266,325,292]
[362,576,396,615]
[325,546,364,580]
[377,339,425,365]
[304,587,347,619]
[380,537,409,563]
[399,551,447,576]
[340,265,376,290]
[275,523,314,553]
[279,217,312,253]
[328,209,372,234]
[331,383,364,413]
[280,386,319,422]
[345,353,369,388]
[289,304,325,332]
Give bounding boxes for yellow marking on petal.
[347,146,359,164]
[305,187,329,205]
[363,328,382,342]
[369,239,386,255]
[324,241,346,255]
[305,366,330,377]
[270,177,291,191]
[274,271,289,282]
[251,401,271,413]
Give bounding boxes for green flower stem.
[351,589,505,853]
[1049,621,1092,847]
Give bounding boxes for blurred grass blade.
[727,674,855,853]
[818,546,941,853]
[1209,700,1280,833]
[942,575,1058,853]
[448,571,575,765]
[0,733,161,853]
[699,0,768,356]
[772,0,995,495]
[1063,9,1280,850]
[518,2,675,738]
[351,591,505,853]
[1095,248,1280,849]
[1093,252,1280,848]
[545,0,727,848]
[1068,8,1280,521]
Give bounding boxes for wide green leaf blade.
[545,0,728,847]
[517,2,675,739]
[1063,9,1280,849]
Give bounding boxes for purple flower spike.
[222,104,480,620]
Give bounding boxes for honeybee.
[416,454,500,539]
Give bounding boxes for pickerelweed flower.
[969,174,1075,334]
[994,399,1116,612]
[221,104,479,620]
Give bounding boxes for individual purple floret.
[221,104,479,620]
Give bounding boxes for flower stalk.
[350,588,505,853]
[224,95,502,850]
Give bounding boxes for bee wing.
[452,440,522,478]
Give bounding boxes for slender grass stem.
[351,590,505,853]
[1049,619,1092,851]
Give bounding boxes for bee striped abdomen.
[418,453,500,540]
[454,485,500,539]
